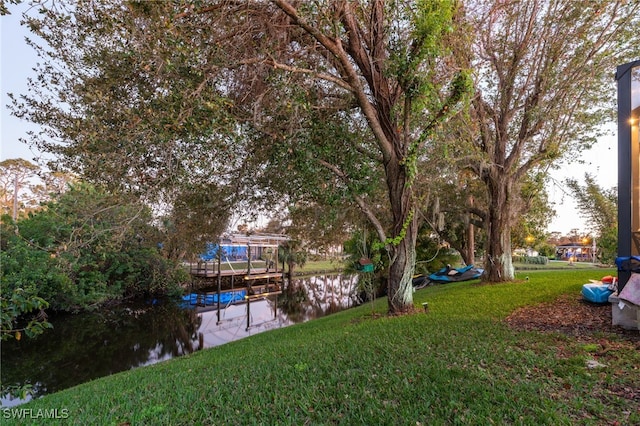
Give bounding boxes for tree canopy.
[0,158,40,219]
[446,0,639,280]
[8,0,640,310]
[1,183,186,312]
[567,173,618,264]
[11,0,472,313]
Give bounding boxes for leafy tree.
[1,184,186,311]
[29,170,76,204]
[286,201,363,260]
[449,0,639,281]
[342,226,387,300]
[566,173,617,264]
[566,174,617,233]
[11,1,471,313]
[595,226,618,266]
[0,283,53,403]
[414,223,460,276]
[510,172,556,250]
[157,183,234,261]
[0,158,40,219]
[421,170,486,266]
[278,240,307,284]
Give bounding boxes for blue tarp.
[200,244,248,262]
[181,290,247,308]
[615,256,640,270]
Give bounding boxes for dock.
[184,233,289,329]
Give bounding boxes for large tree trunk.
[385,161,418,314]
[387,218,418,313]
[484,175,515,282]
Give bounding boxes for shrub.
[513,255,548,265]
[0,184,186,312]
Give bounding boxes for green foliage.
[373,210,416,251]
[511,172,556,249]
[343,228,386,274]
[0,288,52,341]
[445,1,639,281]
[342,228,387,299]
[414,226,460,275]
[0,282,52,412]
[0,158,41,219]
[390,0,455,98]
[11,1,473,313]
[343,223,458,290]
[0,184,185,312]
[566,174,617,232]
[535,242,557,259]
[596,226,618,265]
[512,255,549,265]
[566,174,617,264]
[278,240,308,277]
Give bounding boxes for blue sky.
[1,3,46,163]
[0,5,619,236]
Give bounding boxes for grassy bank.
[515,260,608,271]
[5,269,639,425]
[295,259,346,276]
[295,259,606,274]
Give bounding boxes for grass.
[4,268,639,425]
[516,260,606,270]
[296,259,346,275]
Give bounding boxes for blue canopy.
[200,244,248,261]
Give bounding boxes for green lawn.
[296,259,346,275]
[5,268,639,425]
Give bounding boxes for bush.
[536,243,556,259]
[597,226,617,265]
[513,255,548,265]
[0,185,186,312]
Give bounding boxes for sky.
[0,5,620,236]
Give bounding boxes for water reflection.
[1,274,360,406]
[280,274,361,321]
[1,302,202,406]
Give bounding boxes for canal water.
[1,274,362,407]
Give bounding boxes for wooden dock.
[184,233,289,329]
[186,263,284,331]
[189,263,282,279]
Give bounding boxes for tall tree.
[0,158,39,219]
[451,0,639,281]
[11,1,470,313]
[1,183,185,311]
[566,173,618,264]
[566,174,617,233]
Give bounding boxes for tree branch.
[271,0,395,164]
[316,158,387,243]
[264,58,353,92]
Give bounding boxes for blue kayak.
[428,264,484,283]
